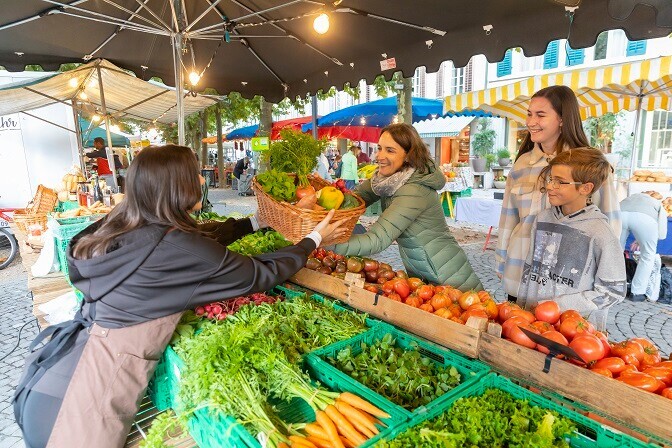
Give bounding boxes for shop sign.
[251,136,269,151]
[0,115,20,131]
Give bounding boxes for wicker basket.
[13,185,58,234]
[252,174,365,244]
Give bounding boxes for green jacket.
[340,152,358,181]
[331,163,483,291]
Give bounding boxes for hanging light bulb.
[92,114,101,122]
[313,13,330,34]
[68,78,78,88]
[78,91,88,100]
[360,117,366,125]
[189,71,201,86]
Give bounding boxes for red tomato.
[534,301,561,324]
[417,285,435,301]
[661,388,672,399]
[619,364,639,376]
[363,283,379,293]
[655,361,672,369]
[616,372,665,393]
[537,330,569,355]
[450,316,465,325]
[642,367,672,386]
[447,303,463,318]
[386,292,402,302]
[611,340,645,362]
[531,321,554,333]
[444,288,462,302]
[430,294,450,310]
[382,280,396,295]
[502,316,530,339]
[434,307,453,319]
[570,334,606,364]
[477,290,491,302]
[631,337,656,351]
[559,317,592,341]
[419,303,434,313]
[405,296,423,308]
[507,309,536,324]
[458,291,480,310]
[591,357,627,374]
[594,332,611,358]
[498,302,521,323]
[462,308,489,322]
[590,368,613,378]
[559,310,583,323]
[393,279,411,299]
[482,299,499,320]
[509,324,539,349]
[407,277,424,292]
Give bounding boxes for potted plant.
[471,119,496,173]
[485,153,497,170]
[494,175,507,189]
[497,148,512,167]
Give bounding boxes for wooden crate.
[290,268,485,358]
[478,333,672,445]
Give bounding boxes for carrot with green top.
[316,410,346,448]
[337,392,390,419]
[325,404,367,446]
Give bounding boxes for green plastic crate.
[307,323,490,420]
[377,373,659,448]
[147,346,184,412]
[55,201,80,212]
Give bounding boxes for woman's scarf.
[370,166,416,197]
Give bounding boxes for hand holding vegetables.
[313,210,350,246]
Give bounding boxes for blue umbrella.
[226,124,259,140]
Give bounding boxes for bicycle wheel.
[0,228,18,270]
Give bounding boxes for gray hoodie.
[517,205,626,329]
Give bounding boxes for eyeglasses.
[545,177,582,189]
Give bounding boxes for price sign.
[251,137,269,151]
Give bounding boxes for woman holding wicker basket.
[329,124,483,291]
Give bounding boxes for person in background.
[357,145,371,164]
[315,149,332,181]
[516,148,625,331]
[85,137,122,187]
[340,145,360,190]
[496,85,620,303]
[620,190,667,302]
[13,145,347,448]
[233,156,249,180]
[330,124,482,290]
[332,155,343,178]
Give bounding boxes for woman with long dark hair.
[13,145,346,447]
[331,124,482,290]
[496,86,621,302]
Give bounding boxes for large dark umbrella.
[1,0,670,143]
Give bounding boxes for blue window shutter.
[626,40,647,57]
[544,41,559,69]
[566,47,584,66]
[497,50,512,77]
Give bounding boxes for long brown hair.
[516,85,589,161]
[73,145,202,259]
[380,123,433,174]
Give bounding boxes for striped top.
[495,144,621,297]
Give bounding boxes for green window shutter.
[497,49,512,77]
[544,40,559,69]
[626,40,647,57]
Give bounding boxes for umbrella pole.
[311,95,318,140]
[172,33,186,146]
[71,106,86,174]
[629,95,644,181]
[96,65,119,190]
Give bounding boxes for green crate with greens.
[374,373,659,448]
[307,323,490,420]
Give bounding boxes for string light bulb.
[92,114,101,122]
[313,13,330,34]
[360,117,366,125]
[189,71,201,86]
[78,92,88,100]
[68,78,78,88]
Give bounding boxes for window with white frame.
[451,67,465,95]
[649,111,672,166]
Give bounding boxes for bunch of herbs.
[327,333,461,410]
[264,129,327,186]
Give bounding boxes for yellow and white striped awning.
[445,56,672,123]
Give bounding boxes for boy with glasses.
[517,147,626,330]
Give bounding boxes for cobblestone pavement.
[1,187,671,445]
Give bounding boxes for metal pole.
[96,65,119,189]
[311,95,318,140]
[629,95,644,181]
[71,105,86,174]
[173,33,186,145]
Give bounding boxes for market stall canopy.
[444,56,672,123]
[414,115,484,139]
[79,117,130,147]
[0,59,218,124]
[302,97,443,131]
[225,116,315,140]
[1,1,670,103]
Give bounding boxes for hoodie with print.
[517,204,626,329]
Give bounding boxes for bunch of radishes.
[195,293,281,320]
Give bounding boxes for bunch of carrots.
[281,392,390,448]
